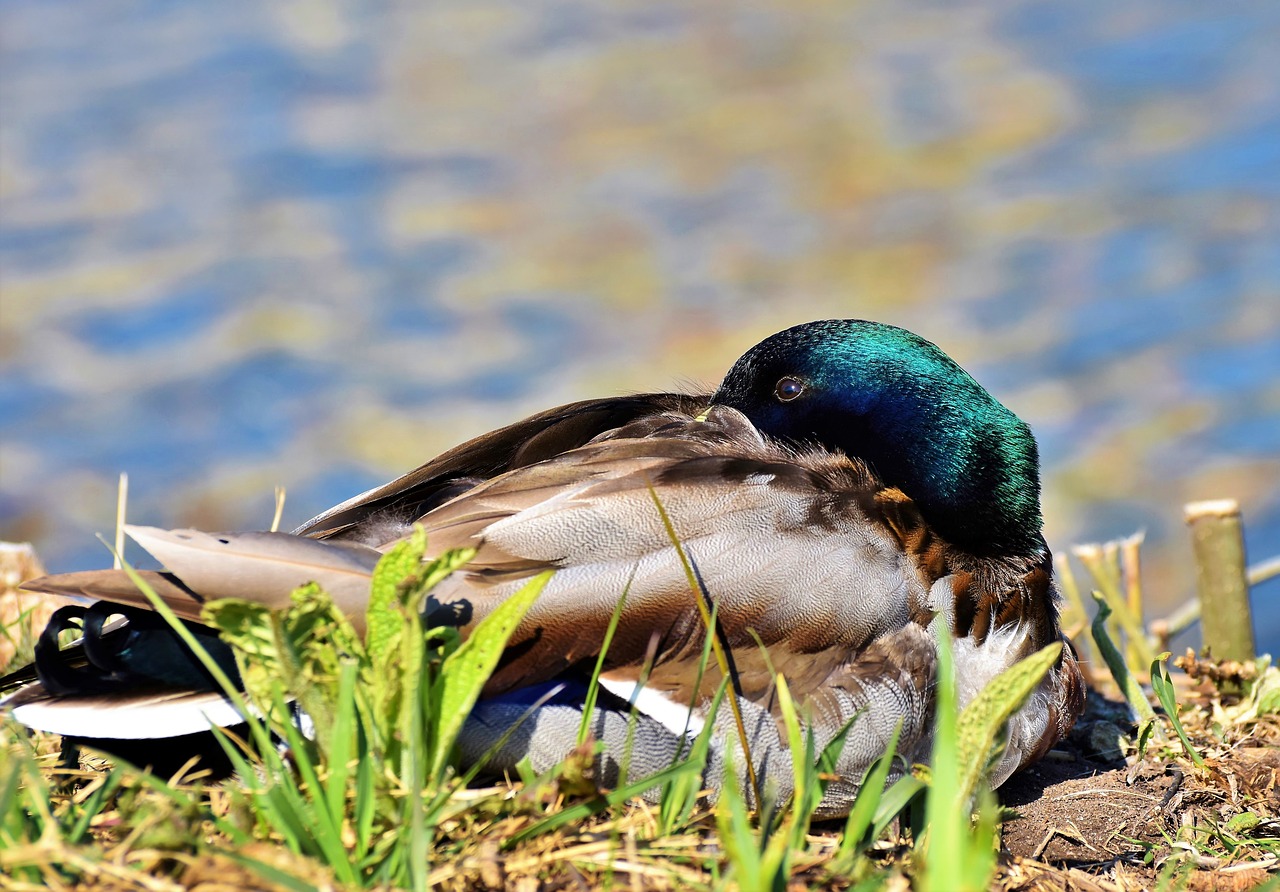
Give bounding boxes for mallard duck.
[1,320,1084,813]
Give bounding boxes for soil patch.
[998,687,1280,890]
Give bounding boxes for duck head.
[712,320,1044,558]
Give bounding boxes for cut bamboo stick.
[1185,499,1255,664]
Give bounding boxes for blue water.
[1,0,1278,651]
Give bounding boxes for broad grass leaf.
[1091,595,1157,725]
[955,640,1063,803]
[366,528,428,664]
[1150,655,1206,770]
[840,720,903,857]
[431,570,551,777]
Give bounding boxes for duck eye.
[774,376,805,402]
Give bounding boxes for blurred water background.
[1,2,1278,652]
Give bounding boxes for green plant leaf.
[366,527,429,664]
[871,773,925,842]
[713,759,765,892]
[922,620,1002,892]
[1150,653,1206,770]
[840,719,903,857]
[576,578,633,748]
[656,680,726,835]
[923,620,962,892]
[955,640,1064,804]
[431,570,552,778]
[204,582,363,750]
[1092,594,1158,726]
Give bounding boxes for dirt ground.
[996,687,1280,891]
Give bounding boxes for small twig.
[271,485,287,533]
[1150,618,1171,653]
[1156,768,1184,812]
[1030,826,1086,860]
[1152,551,1280,640]
[1052,788,1158,802]
[1248,554,1280,586]
[1220,855,1280,874]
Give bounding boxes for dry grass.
[0,542,66,671]
[3,538,1278,892]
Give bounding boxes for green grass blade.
[104,544,277,758]
[871,773,925,841]
[773,672,828,856]
[714,763,764,892]
[65,769,126,845]
[839,720,903,857]
[657,680,726,835]
[274,702,358,885]
[1150,654,1206,770]
[776,673,806,822]
[647,484,763,810]
[1092,594,1158,725]
[324,659,359,833]
[954,640,1063,803]
[355,753,376,856]
[404,624,430,892]
[431,570,551,779]
[218,851,331,892]
[922,619,997,892]
[455,682,567,789]
[655,600,728,834]
[577,574,634,747]
[923,619,962,892]
[207,724,311,853]
[505,758,699,848]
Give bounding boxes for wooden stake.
[1185,499,1255,665]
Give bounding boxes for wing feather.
[296,393,710,541]
[122,526,381,628]
[20,570,207,622]
[410,408,934,699]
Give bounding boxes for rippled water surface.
[2,2,1278,649]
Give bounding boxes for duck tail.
[1,526,383,754]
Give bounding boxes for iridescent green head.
[712,320,1044,557]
